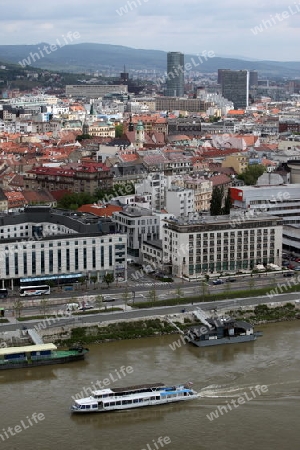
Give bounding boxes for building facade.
[0,207,127,289]
[112,206,160,261]
[165,187,195,217]
[162,213,282,279]
[66,85,128,99]
[24,163,113,194]
[166,52,184,97]
[221,70,249,109]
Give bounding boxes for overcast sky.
[0,0,299,61]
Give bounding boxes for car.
[225,277,236,282]
[102,297,116,302]
[66,303,79,312]
[282,261,290,266]
[283,271,294,277]
[213,279,224,285]
[293,266,300,271]
[78,304,94,311]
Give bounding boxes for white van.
[66,303,79,312]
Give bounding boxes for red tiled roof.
[77,204,123,217]
[210,174,232,187]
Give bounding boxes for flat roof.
[0,343,57,356]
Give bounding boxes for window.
[49,250,53,272]
[41,250,45,274]
[23,253,27,275]
[73,248,78,270]
[83,248,87,270]
[32,251,36,274]
[66,248,70,271]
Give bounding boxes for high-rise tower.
[221,70,249,109]
[166,52,184,97]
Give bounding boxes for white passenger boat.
[71,382,197,413]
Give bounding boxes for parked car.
[283,271,294,277]
[293,266,300,271]
[78,304,94,311]
[225,277,236,282]
[213,279,224,285]
[66,303,79,312]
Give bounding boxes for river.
[1,320,300,450]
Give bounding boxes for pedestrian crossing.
[128,281,174,287]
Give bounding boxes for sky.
[0,0,299,61]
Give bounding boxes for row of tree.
[210,164,266,216]
[57,183,135,210]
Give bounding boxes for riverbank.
[52,301,300,347]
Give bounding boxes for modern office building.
[230,184,300,253]
[112,206,160,262]
[166,52,184,97]
[0,206,127,289]
[155,97,209,113]
[162,213,282,279]
[249,70,258,87]
[221,70,249,109]
[66,85,128,99]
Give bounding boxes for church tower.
[135,120,145,149]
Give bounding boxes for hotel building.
[162,213,282,279]
[0,207,127,289]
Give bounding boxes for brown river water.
[1,320,300,450]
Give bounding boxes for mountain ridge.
[0,43,299,77]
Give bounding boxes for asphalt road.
[1,291,299,333]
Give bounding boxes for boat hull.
[189,334,258,347]
[0,351,87,370]
[71,395,197,414]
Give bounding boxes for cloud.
[0,0,298,60]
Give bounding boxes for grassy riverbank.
[55,318,179,347]
[132,284,300,309]
[54,303,299,347]
[229,302,300,323]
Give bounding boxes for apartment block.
[0,206,127,289]
[162,213,282,279]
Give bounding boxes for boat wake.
[198,384,259,398]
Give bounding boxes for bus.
[19,285,51,297]
[0,289,8,299]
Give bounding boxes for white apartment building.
[162,213,282,279]
[165,186,195,217]
[135,173,167,211]
[0,206,127,289]
[112,206,160,261]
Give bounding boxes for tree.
[76,134,92,141]
[115,124,124,138]
[237,164,266,186]
[248,276,255,290]
[224,281,231,297]
[222,193,232,215]
[90,275,98,289]
[78,276,87,290]
[39,297,48,318]
[13,299,24,319]
[147,288,158,305]
[103,273,114,288]
[122,286,131,308]
[201,280,209,297]
[210,186,224,216]
[175,286,183,298]
[95,294,104,310]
